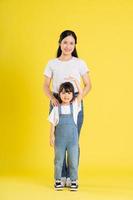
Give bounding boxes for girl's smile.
[60,90,73,104]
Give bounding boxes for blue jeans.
[49,93,84,178]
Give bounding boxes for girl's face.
[60,89,73,104]
[60,35,75,56]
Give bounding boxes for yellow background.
[0,0,133,199]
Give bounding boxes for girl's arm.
[43,76,59,106]
[65,76,83,104]
[49,123,55,147]
[72,78,83,104]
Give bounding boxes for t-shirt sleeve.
[43,60,53,78]
[79,59,90,76]
[48,107,59,126]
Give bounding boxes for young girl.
[48,77,82,191]
[44,30,91,186]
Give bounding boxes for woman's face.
[60,89,73,104]
[60,35,75,56]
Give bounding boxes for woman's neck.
[58,54,72,61]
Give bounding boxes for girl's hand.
[51,97,59,107]
[65,76,76,81]
[50,134,55,147]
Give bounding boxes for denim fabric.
[54,104,78,180]
[49,93,84,178]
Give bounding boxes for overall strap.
[70,103,73,114]
[58,105,62,115]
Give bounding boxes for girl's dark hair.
[58,82,75,103]
[56,30,78,58]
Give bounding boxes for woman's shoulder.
[47,58,58,64]
[73,57,89,72]
[46,57,88,69]
[72,57,87,64]
[72,56,84,60]
[45,58,59,69]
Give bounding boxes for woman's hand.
[51,96,59,107]
[50,134,55,147]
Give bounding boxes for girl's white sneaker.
[61,177,66,187]
[66,177,71,187]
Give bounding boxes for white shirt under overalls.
[48,98,81,126]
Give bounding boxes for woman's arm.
[43,76,53,100]
[43,76,59,106]
[50,123,55,147]
[81,73,92,98]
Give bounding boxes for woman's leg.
[77,100,84,164]
[77,100,84,137]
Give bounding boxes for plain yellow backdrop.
[0,0,133,185]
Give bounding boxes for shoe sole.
[55,187,64,191]
[66,184,71,187]
[70,188,78,191]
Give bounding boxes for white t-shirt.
[48,98,81,126]
[43,56,90,93]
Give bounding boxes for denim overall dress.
[54,103,78,181]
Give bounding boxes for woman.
[43,30,91,187]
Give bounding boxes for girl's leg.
[54,145,66,180]
[63,101,84,178]
[61,152,67,177]
[50,95,84,179]
[49,96,68,178]
[67,144,78,181]
[61,152,70,178]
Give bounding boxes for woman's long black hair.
[56,30,78,58]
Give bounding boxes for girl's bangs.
[64,88,73,93]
